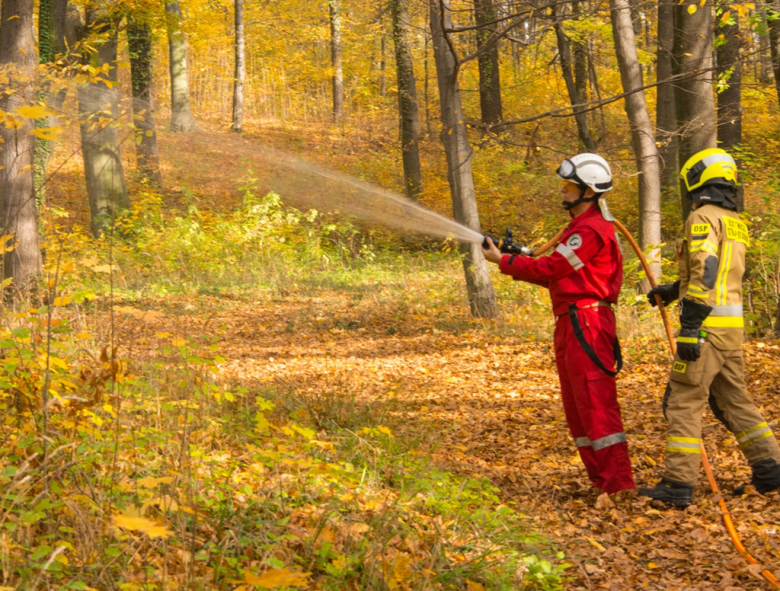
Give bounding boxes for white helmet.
[556,153,613,194]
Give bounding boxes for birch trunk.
[429,0,497,318]
[232,0,245,133]
[329,0,345,123]
[166,2,200,132]
[610,0,662,280]
[0,0,42,287]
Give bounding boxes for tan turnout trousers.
[665,344,780,486]
[664,202,780,486]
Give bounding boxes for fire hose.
[491,221,780,588]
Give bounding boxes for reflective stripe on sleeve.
[686,285,710,299]
[666,436,701,454]
[555,243,585,271]
[737,423,773,448]
[690,240,718,255]
[574,436,591,448]
[591,432,627,450]
[677,336,699,344]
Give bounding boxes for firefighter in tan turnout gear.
[639,148,780,507]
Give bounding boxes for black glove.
[676,299,713,362]
[647,280,680,307]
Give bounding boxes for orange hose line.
[532,229,565,257]
[531,219,780,588]
[611,220,780,590]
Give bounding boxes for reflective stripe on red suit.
[498,205,635,494]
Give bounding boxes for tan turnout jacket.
[678,203,748,350]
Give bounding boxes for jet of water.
[257,144,485,245]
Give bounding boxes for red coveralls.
[499,205,635,493]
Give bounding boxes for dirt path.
[126,290,780,591]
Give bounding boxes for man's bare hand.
[482,236,502,264]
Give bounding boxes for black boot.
[638,478,694,508]
[734,458,780,495]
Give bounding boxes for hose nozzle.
[482,228,533,256]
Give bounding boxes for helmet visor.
[556,159,577,180]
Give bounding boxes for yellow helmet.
[680,148,738,193]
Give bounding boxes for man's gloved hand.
[648,279,681,308]
[676,298,713,362]
[676,327,706,361]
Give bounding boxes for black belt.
[567,302,622,378]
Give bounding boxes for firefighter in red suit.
[482,153,635,494]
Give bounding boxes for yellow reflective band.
[690,240,718,254]
[677,336,699,344]
[667,436,701,444]
[687,285,710,297]
[715,240,732,305]
[667,446,702,454]
[672,361,687,373]
[701,315,744,328]
[736,422,768,440]
[740,430,773,448]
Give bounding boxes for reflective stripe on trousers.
[574,432,627,450]
[737,422,774,448]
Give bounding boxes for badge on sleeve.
[566,234,583,250]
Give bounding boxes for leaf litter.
[120,287,780,590]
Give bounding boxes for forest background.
[1,0,780,588]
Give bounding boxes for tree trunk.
[716,12,742,150]
[0,0,43,288]
[329,0,345,123]
[391,0,423,200]
[768,0,780,109]
[166,1,199,132]
[128,17,162,185]
[232,0,245,133]
[79,12,129,237]
[610,0,662,281]
[572,3,589,125]
[759,9,773,84]
[656,0,677,198]
[673,0,716,220]
[474,0,503,126]
[553,3,597,151]
[429,0,498,318]
[716,7,743,210]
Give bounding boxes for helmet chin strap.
[562,186,597,211]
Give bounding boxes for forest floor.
[127,281,780,591]
[41,122,780,589]
[154,125,780,589]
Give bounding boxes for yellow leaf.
[700,0,706,6]
[76,332,91,339]
[587,537,607,552]
[687,4,697,13]
[648,562,660,569]
[238,568,311,587]
[155,332,172,338]
[466,581,486,591]
[92,264,116,273]
[720,9,730,21]
[171,338,187,347]
[377,425,393,437]
[53,296,72,306]
[383,554,413,590]
[15,105,48,119]
[331,554,349,571]
[137,476,174,489]
[112,510,172,539]
[30,126,62,141]
[62,261,74,273]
